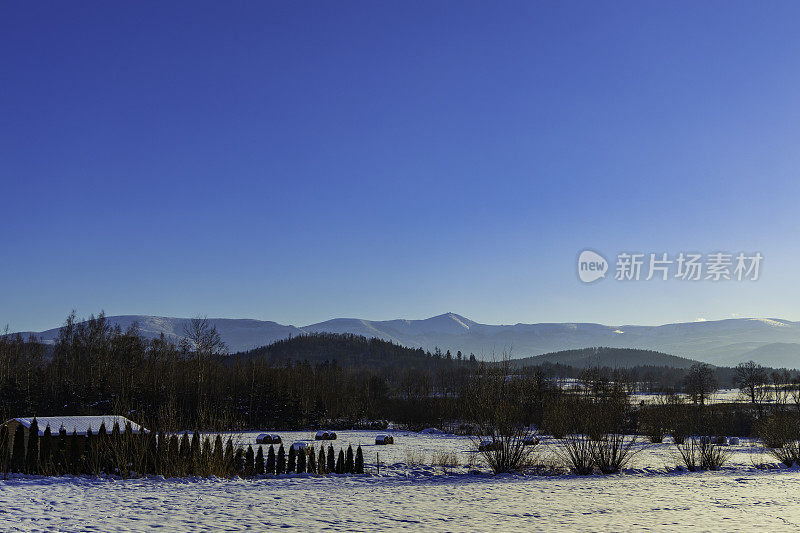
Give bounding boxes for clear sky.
[3,1,800,332]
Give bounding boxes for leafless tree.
[684,363,717,406]
[735,361,770,416]
[183,316,228,427]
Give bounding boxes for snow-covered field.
[2,430,800,532]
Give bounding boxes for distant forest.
[1,312,797,431]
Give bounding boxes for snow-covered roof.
[4,416,146,436]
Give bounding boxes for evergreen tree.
[245,445,254,477]
[317,447,326,475]
[345,445,354,474]
[287,445,296,473]
[0,425,8,474]
[26,418,39,474]
[276,445,286,475]
[190,431,200,473]
[11,425,25,472]
[123,422,133,464]
[266,445,276,475]
[308,446,316,474]
[355,445,364,474]
[157,431,167,474]
[69,429,82,475]
[212,435,223,475]
[86,426,97,475]
[179,433,190,474]
[336,449,345,474]
[297,447,306,474]
[40,425,52,474]
[146,432,158,475]
[110,422,122,476]
[97,423,109,474]
[255,445,265,476]
[223,438,234,476]
[326,445,335,473]
[57,427,68,474]
[233,448,244,476]
[201,437,212,476]
[169,434,180,475]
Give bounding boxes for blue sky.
[2,1,800,332]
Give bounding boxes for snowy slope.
[1,431,800,532]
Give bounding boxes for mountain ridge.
[8,312,800,368]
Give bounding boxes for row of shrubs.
[0,418,366,478]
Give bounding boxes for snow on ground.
[2,431,800,532]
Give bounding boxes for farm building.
[2,415,147,449]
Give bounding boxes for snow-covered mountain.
[12,313,800,368]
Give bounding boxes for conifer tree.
[190,431,200,473]
[308,446,316,474]
[40,425,52,474]
[355,445,364,474]
[255,445,265,476]
[86,426,97,475]
[11,425,25,473]
[327,445,335,473]
[266,445,276,475]
[245,445,254,477]
[318,447,326,475]
[157,431,167,474]
[69,429,82,475]
[287,445,296,473]
[97,423,109,474]
[0,425,8,475]
[297,447,306,474]
[233,448,244,476]
[212,435,223,475]
[57,427,68,474]
[336,449,345,474]
[111,422,121,445]
[123,422,133,463]
[146,432,158,475]
[201,437,212,477]
[179,433,190,474]
[169,434,180,475]
[223,438,234,477]
[26,418,39,474]
[276,444,286,475]
[345,445,354,474]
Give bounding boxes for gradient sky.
[3,1,800,332]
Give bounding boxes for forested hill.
[513,346,702,369]
[234,333,463,369]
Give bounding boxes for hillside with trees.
[514,347,701,369]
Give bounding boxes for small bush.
[558,434,595,475]
[758,414,800,466]
[405,450,426,467]
[675,436,731,471]
[591,434,639,474]
[433,450,460,471]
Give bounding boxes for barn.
[2,415,147,449]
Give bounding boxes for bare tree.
[466,356,538,473]
[182,316,228,427]
[735,361,769,416]
[684,363,717,406]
